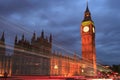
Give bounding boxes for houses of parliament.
[0,3,97,77]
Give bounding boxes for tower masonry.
[80,3,97,76]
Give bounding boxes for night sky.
[0,0,120,65]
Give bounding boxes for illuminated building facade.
[0,32,12,76]
[80,3,97,76]
[12,31,82,76]
[0,31,82,77]
[50,52,81,76]
[12,31,52,76]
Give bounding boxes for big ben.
[80,3,97,76]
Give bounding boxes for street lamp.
[54,65,58,76]
[82,69,84,73]
[54,65,58,70]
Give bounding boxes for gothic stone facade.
[0,32,82,76]
[12,31,52,76]
[50,52,81,76]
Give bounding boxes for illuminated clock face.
[83,26,89,32]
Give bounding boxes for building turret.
[15,35,18,45]
[1,32,5,42]
[49,34,52,43]
[0,32,5,54]
[31,32,36,42]
[41,30,44,38]
[21,34,24,41]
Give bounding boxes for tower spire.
[87,0,88,5]
[86,0,89,12]
[82,0,92,22]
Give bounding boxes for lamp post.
[54,65,58,76]
[81,69,84,76]
[81,64,86,76]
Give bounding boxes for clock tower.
[80,3,97,76]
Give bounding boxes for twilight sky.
[0,0,120,65]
